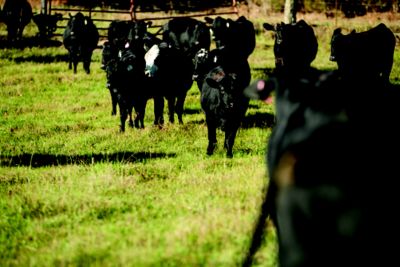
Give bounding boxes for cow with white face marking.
[143,18,211,125]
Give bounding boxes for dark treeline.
[66,0,240,11]
[65,0,399,17]
[256,0,399,17]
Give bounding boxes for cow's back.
[330,23,395,81]
[2,0,32,41]
[162,17,211,56]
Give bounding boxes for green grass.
[1,11,399,267]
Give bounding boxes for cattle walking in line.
[330,23,396,83]
[63,12,99,74]
[0,0,32,43]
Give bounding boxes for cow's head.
[205,16,231,49]
[263,20,318,69]
[67,12,85,36]
[329,28,344,62]
[329,28,356,62]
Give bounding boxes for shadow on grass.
[0,36,63,49]
[183,107,202,115]
[12,54,69,63]
[242,112,275,129]
[0,152,176,168]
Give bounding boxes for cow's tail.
[242,182,275,267]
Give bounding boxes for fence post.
[284,0,296,24]
[130,0,136,21]
[41,0,47,15]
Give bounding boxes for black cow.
[102,20,136,116]
[263,20,318,71]
[330,23,396,83]
[204,16,256,60]
[33,13,63,39]
[162,17,211,58]
[1,0,32,43]
[144,17,211,125]
[243,71,400,267]
[102,20,151,131]
[194,47,251,158]
[63,12,99,74]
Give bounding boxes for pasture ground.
[1,8,400,267]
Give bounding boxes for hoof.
[207,143,217,156]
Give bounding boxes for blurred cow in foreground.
[243,71,400,267]
[330,23,396,83]
[0,0,32,43]
[63,12,99,74]
[243,19,400,267]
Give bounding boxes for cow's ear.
[263,23,274,31]
[204,17,213,24]
[146,21,152,28]
[244,78,277,101]
[350,29,356,34]
[333,28,342,35]
[297,20,307,27]
[69,13,72,18]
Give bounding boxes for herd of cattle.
[2,2,400,266]
[62,13,399,266]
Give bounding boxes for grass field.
[1,9,399,267]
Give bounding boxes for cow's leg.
[68,52,73,70]
[153,96,164,126]
[83,51,92,74]
[224,125,239,158]
[110,88,118,116]
[119,104,127,132]
[176,93,187,124]
[128,105,134,128]
[166,96,175,123]
[73,57,78,74]
[133,99,146,129]
[205,115,217,155]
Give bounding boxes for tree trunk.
[284,0,297,24]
